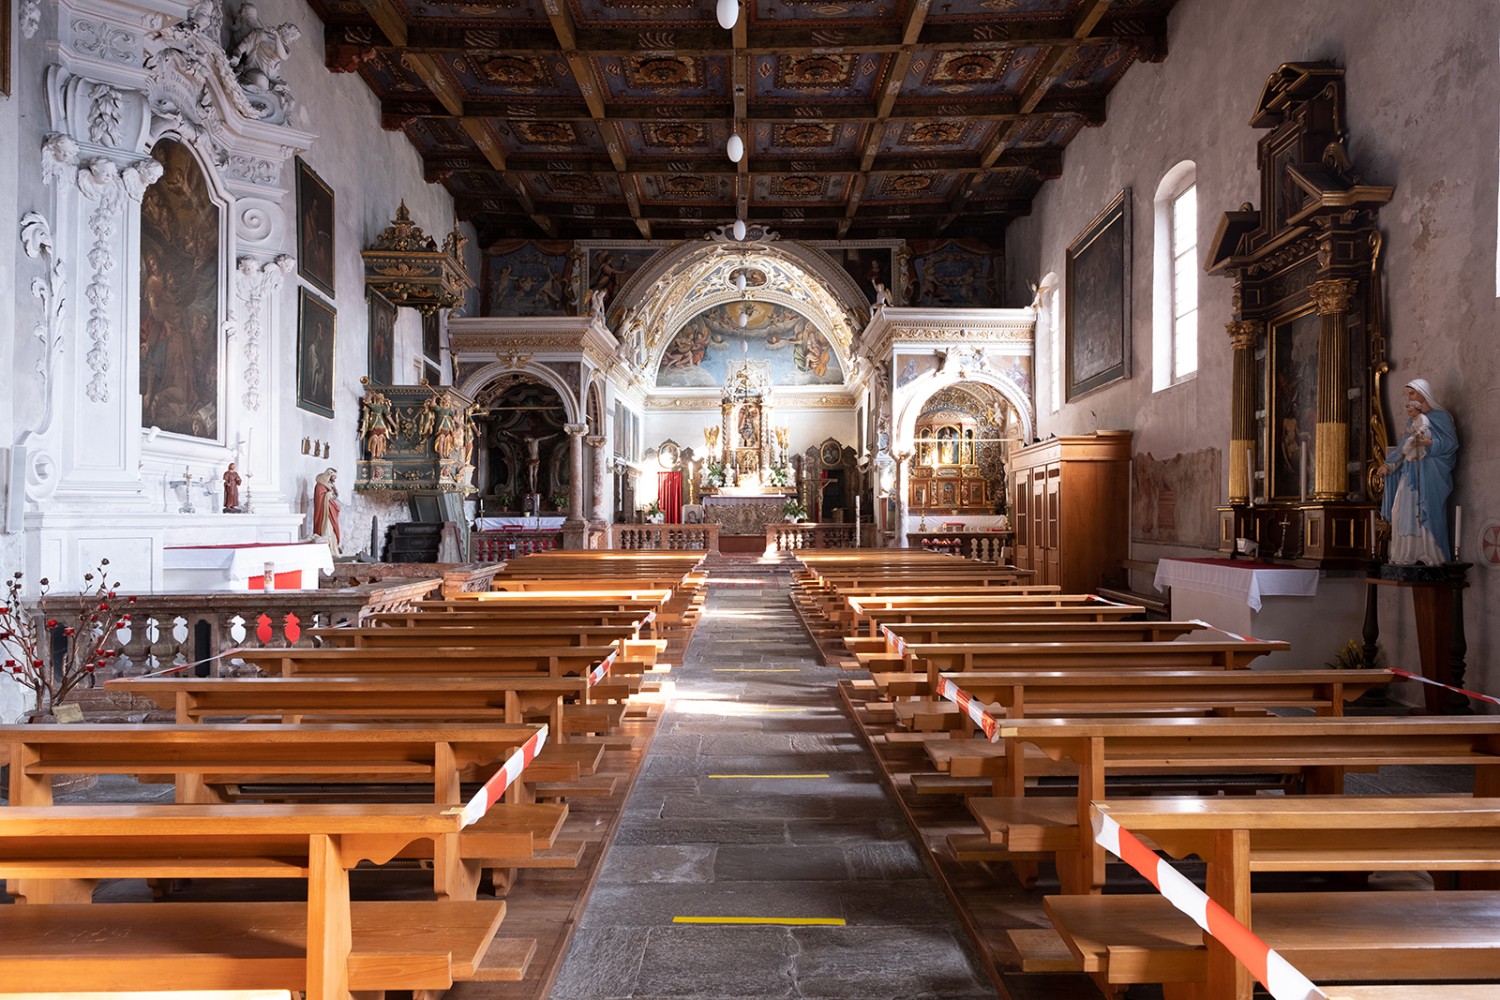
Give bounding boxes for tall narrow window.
[1152,161,1198,390]
[1169,184,1198,381]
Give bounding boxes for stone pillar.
[894,452,913,548]
[1310,279,1356,501]
[1226,320,1260,503]
[563,423,588,549]
[586,434,609,532]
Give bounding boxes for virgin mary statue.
[1379,378,1457,566]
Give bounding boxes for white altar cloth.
[162,542,334,592]
[476,516,566,531]
[1154,558,1319,612]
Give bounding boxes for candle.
[1298,446,1306,502]
[1453,505,1462,560]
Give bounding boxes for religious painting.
[896,352,940,388]
[422,310,440,362]
[295,157,335,297]
[483,240,571,316]
[139,137,220,440]
[654,302,844,388]
[296,288,336,418]
[909,240,1002,307]
[367,290,395,385]
[586,246,658,306]
[1269,308,1320,500]
[831,246,892,304]
[1065,189,1131,400]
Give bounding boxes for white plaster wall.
[1006,0,1500,703]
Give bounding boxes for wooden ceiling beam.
[426,149,1061,178]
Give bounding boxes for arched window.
[1153,161,1198,390]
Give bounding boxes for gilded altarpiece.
[1207,63,1393,567]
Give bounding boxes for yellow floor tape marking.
[707,773,830,779]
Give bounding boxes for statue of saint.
[1378,378,1458,565]
[222,463,242,512]
[360,391,393,461]
[312,467,342,556]
[229,3,301,92]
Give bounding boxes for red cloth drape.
[657,471,683,523]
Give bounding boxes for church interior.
[2,0,1500,997]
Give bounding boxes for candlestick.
[1453,505,1462,560]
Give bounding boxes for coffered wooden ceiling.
[311,0,1177,244]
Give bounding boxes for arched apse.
[893,366,1034,453]
[655,301,844,388]
[456,361,583,425]
[610,234,873,387]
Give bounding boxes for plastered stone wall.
[1007,0,1500,704]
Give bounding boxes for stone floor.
[546,558,1000,1000]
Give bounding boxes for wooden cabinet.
[1008,432,1131,593]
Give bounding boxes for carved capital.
[1225,320,1259,350]
[1308,278,1356,316]
[565,422,589,437]
[585,435,607,449]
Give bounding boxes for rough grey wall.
[1007,0,1500,703]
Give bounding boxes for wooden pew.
[365,607,657,637]
[1043,796,1500,999]
[851,599,1146,636]
[854,618,1205,654]
[0,802,513,998]
[236,645,617,678]
[905,637,1289,674]
[0,723,556,902]
[973,716,1500,893]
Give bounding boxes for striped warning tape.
[1085,593,1135,607]
[1092,810,1326,1000]
[457,724,548,828]
[1389,668,1500,708]
[880,623,908,657]
[587,648,619,688]
[932,674,1001,742]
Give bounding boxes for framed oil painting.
[295,157,335,297]
[421,310,441,362]
[1268,308,1320,500]
[1,0,10,97]
[1065,189,1131,401]
[296,288,336,418]
[367,289,395,385]
[139,137,220,440]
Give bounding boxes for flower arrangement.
[767,465,791,487]
[493,490,513,510]
[0,561,128,713]
[704,460,728,488]
[550,493,569,510]
[782,499,808,522]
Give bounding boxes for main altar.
[696,363,798,540]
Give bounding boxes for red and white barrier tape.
[1084,593,1134,608]
[641,609,657,626]
[587,649,619,688]
[457,724,548,828]
[1192,620,1271,644]
[1388,668,1500,708]
[880,624,908,657]
[933,674,1001,742]
[1092,811,1326,1000]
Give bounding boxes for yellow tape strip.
[712,668,801,672]
[707,773,830,779]
[672,916,846,926]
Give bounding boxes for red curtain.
[657,471,683,523]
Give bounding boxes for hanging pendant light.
[735,271,747,292]
[716,0,739,30]
[726,132,744,163]
[738,306,751,329]
[733,218,747,241]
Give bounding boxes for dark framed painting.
[1267,307,1320,500]
[1,0,11,97]
[295,157,335,297]
[421,310,441,362]
[423,360,442,387]
[367,289,395,385]
[1065,189,1131,401]
[296,288,336,418]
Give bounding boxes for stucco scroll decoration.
[88,84,125,147]
[226,2,301,123]
[20,213,67,392]
[235,254,295,412]
[21,0,42,39]
[146,0,272,137]
[72,18,139,63]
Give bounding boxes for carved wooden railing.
[472,530,565,562]
[42,579,441,694]
[765,522,859,553]
[906,530,1014,563]
[609,524,720,554]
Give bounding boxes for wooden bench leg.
[307,832,353,1000]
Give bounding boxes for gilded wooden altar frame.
[1207,62,1393,567]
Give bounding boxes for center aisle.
[547,557,998,1000]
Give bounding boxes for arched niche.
[893,364,1034,450]
[897,380,1022,515]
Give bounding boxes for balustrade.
[472,530,564,562]
[764,522,860,553]
[609,524,720,554]
[905,530,1014,563]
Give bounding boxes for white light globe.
[736,272,747,292]
[726,133,744,163]
[716,0,739,30]
[732,218,747,240]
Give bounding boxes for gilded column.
[1310,279,1356,501]
[1227,320,1260,503]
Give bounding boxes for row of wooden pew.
[790,549,1500,1000]
[0,550,706,1000]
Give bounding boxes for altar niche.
[1207,62,1394,567]
[473,381,569,514]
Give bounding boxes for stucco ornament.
[229,3,302,119]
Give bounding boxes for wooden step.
[1005,927,1082,973]
[911,773,993,797]
[470,936,539,982]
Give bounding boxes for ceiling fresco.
[655,302,845,388]
[313,0,1177,243]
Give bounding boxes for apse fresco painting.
[140,138,220,439]
[655,303,843,388]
